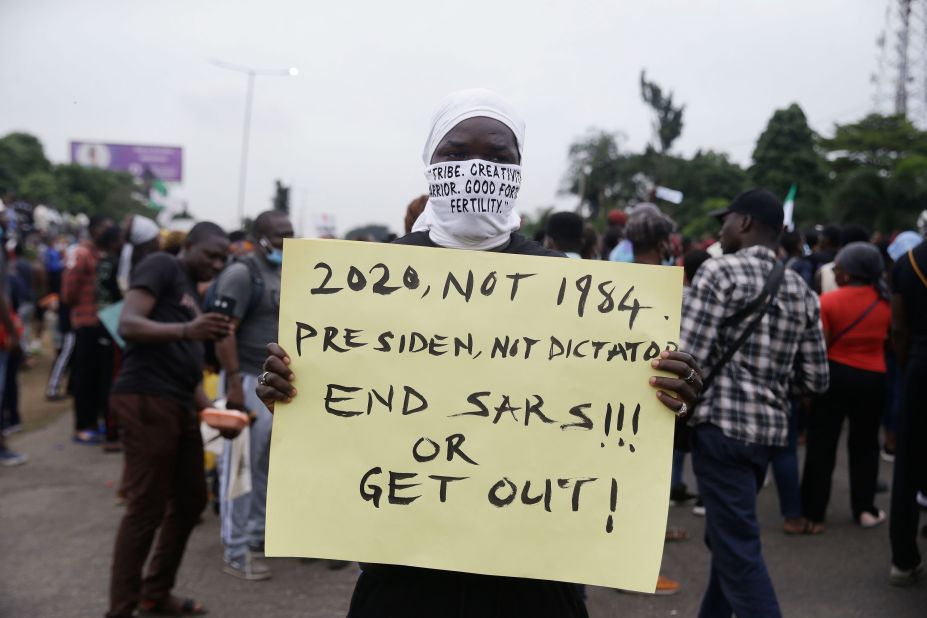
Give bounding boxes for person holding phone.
[106,222,234,618]
[212,210,295,581]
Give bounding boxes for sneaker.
[2,423,23,436]
[858,510,886,529]
[223,553,272,581]
[889,562,923,586]
[692,497,705,517]
[669,484,697,506]
[0,448,27,467]
[917,492,927,509]
[655,575,681,596]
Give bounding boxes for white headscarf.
[117,215,161,294]
[414,89,526,250]
[421,88,525,164]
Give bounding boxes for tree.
[822,114,927,230]
[822,113,927,173]
[272,179,290,214]
[18,171,58,204]
[562,130,648,220]
[750,104,829,224]
[640,70,685,154]
[0,132,51,195]
[659,150,749,237]
[53,164,145,218]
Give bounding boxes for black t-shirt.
[350,232,586,618]
[892,242,927,354]
[111,252,205,404]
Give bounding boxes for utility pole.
[210,59,298,227]
[895,0,913,117]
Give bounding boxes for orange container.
[202,408,250,432]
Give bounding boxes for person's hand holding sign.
[257,342,296,412]
[649,350,703,418]
[257,343,703,417]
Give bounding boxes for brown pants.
[107,393,207,618]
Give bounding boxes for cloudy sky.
[0,0,889,235]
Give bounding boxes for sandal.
[138,595,207,616]
[73,430,101,444]
[783,517,809,535]
[794,519,824,535]
[665,526,689,542]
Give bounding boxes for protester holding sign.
[256,89,704,617]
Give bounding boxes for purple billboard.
[69,141,183,182]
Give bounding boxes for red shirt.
[62,241,100,328]
[819,286,891,373]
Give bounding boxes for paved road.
[1,360,924,617]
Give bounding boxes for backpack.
[202,255,265,370]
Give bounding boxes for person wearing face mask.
[211,210,293,581]
[255,89,704,617]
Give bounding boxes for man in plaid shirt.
[681,189,828,618]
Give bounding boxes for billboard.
[70,141,183,182]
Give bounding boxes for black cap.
[709,188,784,231]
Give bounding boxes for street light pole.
[211,59,298,228]
[237,71,255,230]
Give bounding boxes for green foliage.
[640,70,685,154]
[750,104,828,224]
[821,114,927,230]
[0,132,147,221]
[53,164,144,218]
[272,179,290,214]
[0,132,51,195]
[680,198,729,240]
[18,171,58,204]
[661,150,750,239]
[822,114,927,173]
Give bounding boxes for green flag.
[783,184,797,231]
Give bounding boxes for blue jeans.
[770,401,801,519]
[692,424,782,618]
[671,449,686,488]
[217,372,273,562]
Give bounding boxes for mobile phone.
[211,295,237,317]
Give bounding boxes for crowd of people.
[0,88,924,617]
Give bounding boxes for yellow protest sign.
[266,239,683,592]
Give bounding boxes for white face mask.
[413,159,522,250]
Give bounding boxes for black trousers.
[71,324,115,433]
[348,566,588,618]
[890,351,927,570]
[801,360,885,522]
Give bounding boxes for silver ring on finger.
[684,368,697,385]
[676,402,689,418]
[258,371,271,386]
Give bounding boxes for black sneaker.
[669,484,698,506]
